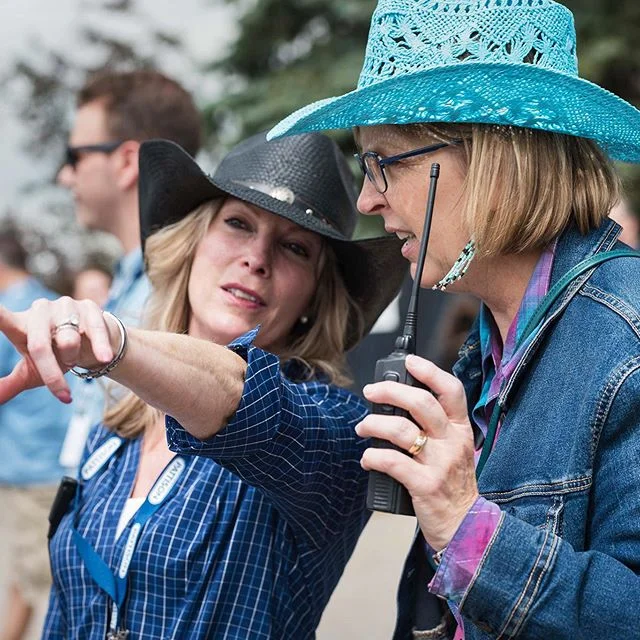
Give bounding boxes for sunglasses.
[63,141,124,169]
[354,139,462,194]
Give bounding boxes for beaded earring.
[432,239,476,292]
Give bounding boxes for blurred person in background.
[71,252,114,308]
[56,70,202,474]
[432,294,480,374]
[0,223,72,640]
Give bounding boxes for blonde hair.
[104,199,358,438]
[395,123,621,257]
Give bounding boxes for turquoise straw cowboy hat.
[268,0,640,163]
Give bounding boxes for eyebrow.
[352,127,387,154]
[353,131,398,156]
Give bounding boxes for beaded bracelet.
[70,311,128,380]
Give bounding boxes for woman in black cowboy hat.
[0,131,405,639]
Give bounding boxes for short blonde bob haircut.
[393,123,621,257]
[105,199,360,438]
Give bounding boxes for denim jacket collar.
[454,219,623,427]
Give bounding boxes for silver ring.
[53,314,81,336]
[408,432,428,456]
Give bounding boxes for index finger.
[405,354,470,424]
[363,379,449,439]
[0,305,28,348]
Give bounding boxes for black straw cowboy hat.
[138,131,407,350]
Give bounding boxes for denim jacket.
[394,219,640,639]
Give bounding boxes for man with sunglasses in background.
[56,70,202,476]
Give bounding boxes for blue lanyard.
[71,435,186,634]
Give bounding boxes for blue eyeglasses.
[354,139,462,194]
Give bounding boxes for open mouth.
[223,287,265,306]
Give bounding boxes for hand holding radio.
[357,353,479,551]
[363,163,440,516]
[360,161,478,548]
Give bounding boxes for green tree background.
[203,0,377,152]
[3,0,640,283]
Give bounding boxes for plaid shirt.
[429,241,557,638]
[44,329,369,639]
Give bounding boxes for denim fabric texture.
[394,219,640,639]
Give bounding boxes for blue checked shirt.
[44,329,370,639]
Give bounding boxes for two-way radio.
[365,163,440,516]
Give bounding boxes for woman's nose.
[357,177,386,216]
[243,240,272,276]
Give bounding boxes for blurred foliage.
[2,0,640,262]
[203,0,376,152]
[563,0,640,209]
[206,0,640,213]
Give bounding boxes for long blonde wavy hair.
[104,198,361,438]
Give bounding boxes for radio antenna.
[395,162,440,353]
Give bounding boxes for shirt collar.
[478,238,558,379]
[114,247,144,284]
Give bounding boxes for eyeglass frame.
[63,141,125,169]
[354,139,463,194]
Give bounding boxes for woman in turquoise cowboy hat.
[271,1,640,638]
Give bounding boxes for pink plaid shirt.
[428,240,557,638]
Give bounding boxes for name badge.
[81,437,122,480]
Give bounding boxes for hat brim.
[268,62,640,163]
[139,139,407,351]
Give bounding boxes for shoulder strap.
[519,248,639,349]
[477,248,639,479]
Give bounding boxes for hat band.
[233,180,338,231]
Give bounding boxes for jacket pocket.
[502,494,564,535]
[483,475,591,537]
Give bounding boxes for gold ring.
[52,314,81,336]
[408,432,428,456]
